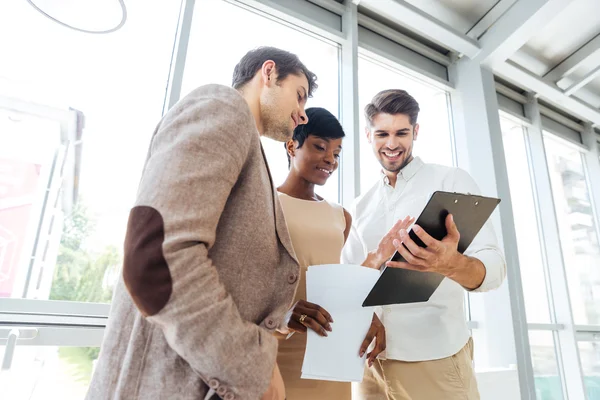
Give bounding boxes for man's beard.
[381,153,413,173]
[263,116,292,142]
[260,94,293,142]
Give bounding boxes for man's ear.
[260,60,277,87]
[413,123,420,141]
[365,127,373,143]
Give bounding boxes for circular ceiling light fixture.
[26,0,127,34]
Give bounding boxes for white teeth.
[384,152,400,157]
[318,168,332,174]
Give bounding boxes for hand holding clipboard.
[386,213,465,276]
[362,191,501,307]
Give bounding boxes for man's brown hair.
[364,89,420,126]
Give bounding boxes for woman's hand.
[363,216,416,269]
[288,300,333,336]
[359,313,386,367]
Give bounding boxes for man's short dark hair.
[232,46,318,97]
[365,89,420,126]
[286,107,345,167]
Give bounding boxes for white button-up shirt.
[342,157,506,361]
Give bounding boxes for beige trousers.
[356,338,480,400]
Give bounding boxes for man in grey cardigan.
[85,47,317,400]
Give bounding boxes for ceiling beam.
[356,0,600,127]
[496,61,600,126]
[474,0,571,67]
[545,33,600,84]
[467,0,517,40]
[359,0,479,57]
[563,64,600,96]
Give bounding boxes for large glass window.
[544,135,600,326]
[578,340,600,399]
[181,0,340,202]
[0,345,99,400]
[0,1,182,398]
[357,55,454,193]
[500,117,552,323]
[530,331,564,400]
[0,1,181,303]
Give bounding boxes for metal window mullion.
[528,323,566,331]
[581,123,600,236]
[524,94,587,400]
[162,0,196,115]
[0,326,105,347]
[449,59,535,399]
[339,1,360,206]
[0,313,107,327]
[0,298,110,318]
[575,325,600,333]
[482,86,536,400]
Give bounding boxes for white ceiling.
[512,0,600,75]
[401,0,501,34]
[358,0,600,122]
[589,77,600,94]
[511,0,600,108]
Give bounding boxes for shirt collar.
[381,156,424,185]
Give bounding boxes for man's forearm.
[448,253,486,290]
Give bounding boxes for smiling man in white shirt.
[342,89,506,400]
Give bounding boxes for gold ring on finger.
[299,314,308,325]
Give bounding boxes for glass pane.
[530,331,564,400]
[578,340,600,399]
[500,118,552,323]
[544,135,600,325]
[0,109,62,299]
[0,345,98,399]
[357,56,454,194]
[181,0,340,202]
[0,1,181,302]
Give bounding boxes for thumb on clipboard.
[385,214,486,290]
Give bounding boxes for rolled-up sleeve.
[450,168,507,292]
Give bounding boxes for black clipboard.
[362,191,501,307]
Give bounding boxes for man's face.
[260,73,309,142]
[366,113,419,174]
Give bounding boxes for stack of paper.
[301,264,380,382]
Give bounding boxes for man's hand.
[385,214,486,289]
[288,300,333,336]
[362,216,415,269]
[261,363,285,400]
[359,314,386,367]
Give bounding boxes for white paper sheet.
[300,264,380,382]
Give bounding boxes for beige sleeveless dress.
[276,192,351,400]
